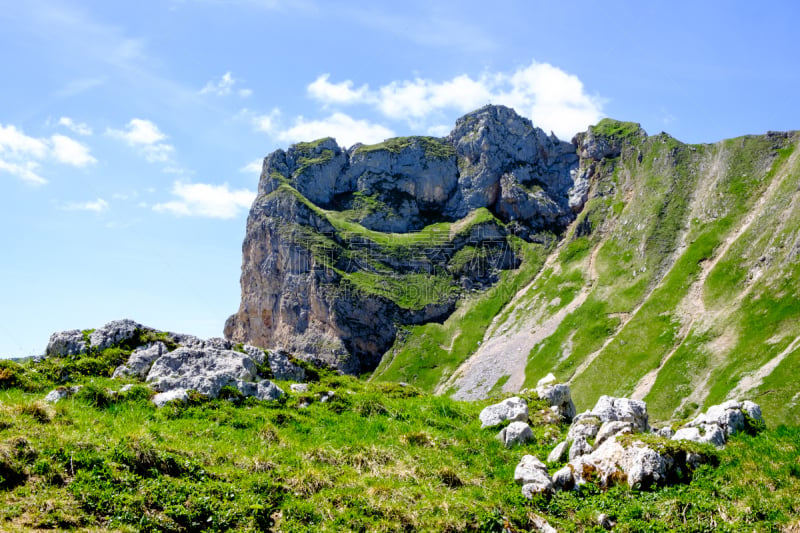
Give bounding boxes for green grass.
[590,118,643,141]
[344,271,458,310]
[373,240,548,391]
[353,136,456,160]
[517,131,800,421]
[1,354,799,532]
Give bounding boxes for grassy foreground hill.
[1,356,800,532]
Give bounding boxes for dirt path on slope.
[443,245,599,400]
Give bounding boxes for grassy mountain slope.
[380,121,800,426]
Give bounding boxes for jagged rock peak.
[226,105,591,374]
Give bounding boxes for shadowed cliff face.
[225,105,585,373]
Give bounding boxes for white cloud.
[58,117,92,136]
[277,113,394,148]
[200,72,251,97]
[307,62,604,140]
[252,108,281,134]
[153,181,255,219]
[0,123,97,184]
[63,198,109,212]
[107,118,175,164]
[241,159,263,174]
[308,74,369,106]
[51,134,96,166]
[0,159,46,185]
[0,124,48,159]
[426,124,451,137]
[107,118,166,145]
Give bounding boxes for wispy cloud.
[63,198,109,212]
[304,62,605,140]
[240,159,263,174]
[347,7,495,53]
[106,119,176,164]
[0,123,97,185]
[153,181,255,219]
[200,72,252,98]
[252,108,281,134]
[58,117,93,136]
[0,159,46,186]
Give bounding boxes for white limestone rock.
[547,440,570,463]
[89,319,144,352]
[268,350,306,382]
[496,421,534,448]
[45,330,87,357]
[672,424,727,447]
[589,395,649,432]
[152,388,189,407]
[515,455,553,496]
[479,397,528,428]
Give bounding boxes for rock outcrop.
[44,320,295,406]
[517,394,764,499]
[225,105,585,373]
[672,400,763,447]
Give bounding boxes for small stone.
[290,383,309,393]
[152,388,189,407]
[514,454,548,485]
[547,440,570,463]
[551,465,575,491]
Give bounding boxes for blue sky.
[2,0,799,357]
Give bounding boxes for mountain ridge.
[226,105,800,425]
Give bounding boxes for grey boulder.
[496,421,534,448]
[146,346,283,402]
[535,374,576,422]
[45,330,87,357]
[479,397,528,428]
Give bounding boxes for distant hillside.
[381,121,800,426]
[226,105,800,425]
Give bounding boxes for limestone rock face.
[226,105,585,374]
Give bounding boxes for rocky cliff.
[225,105,582,373]
[227,104,800,426]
